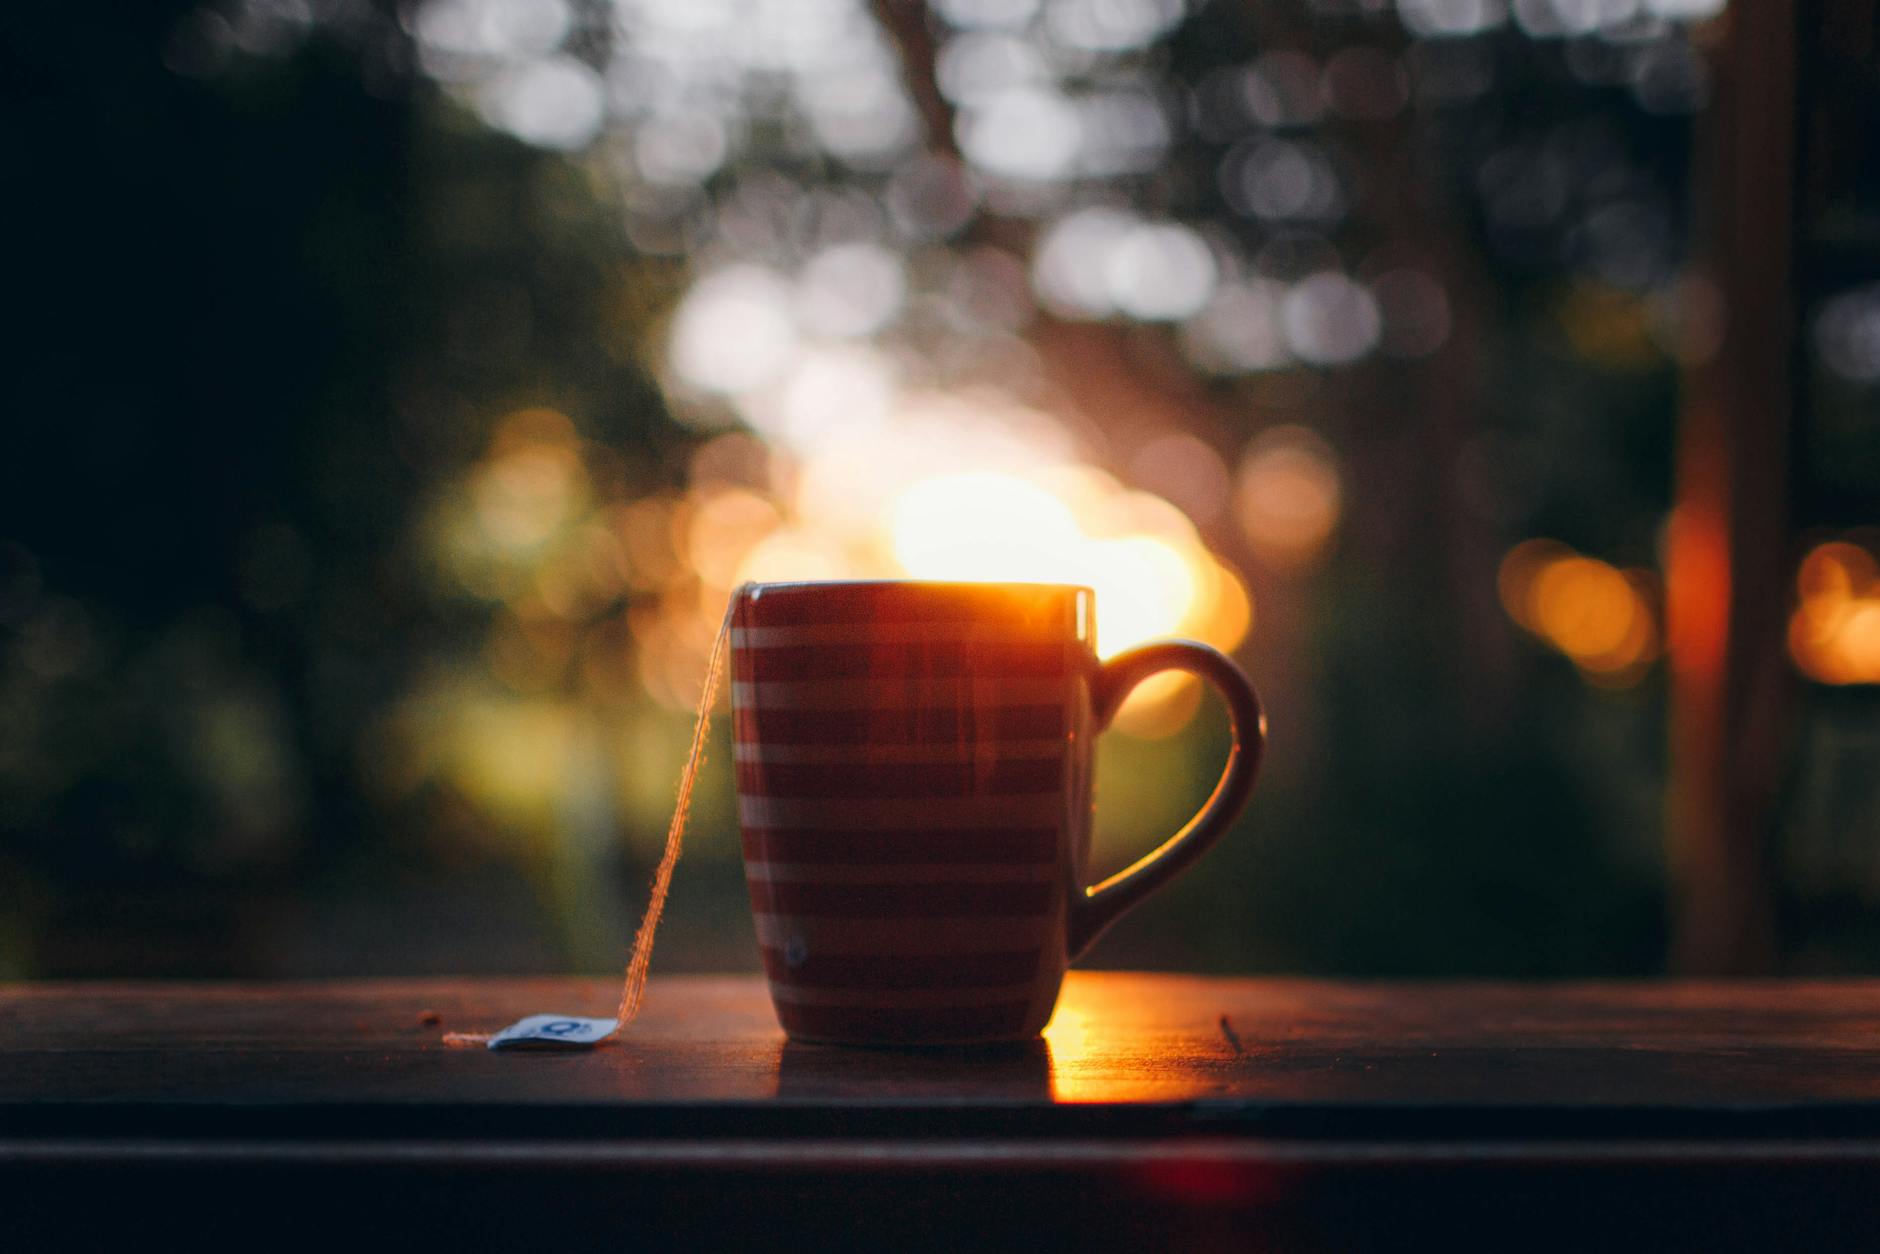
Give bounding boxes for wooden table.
[6,974,1880,1248]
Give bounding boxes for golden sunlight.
[889,470,1205,656]
[655,392,1251,733]
[883,466,1248,735]
[411,388,1259,816]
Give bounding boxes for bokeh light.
[412,375,1255,751]
[667,266,799,397]
[1813,285,1880,384]
[957,86,1083,181]
[96,0,1789,983]
[1181,280,1292,374]
[1789,540,1880,686]
[1499,539,1661,686]
[1129,434,1233,527]
[1235,427,1343,572]
[1283,272,1383,365]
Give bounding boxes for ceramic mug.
[731,580,1264,1045]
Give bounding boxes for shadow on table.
[774,1038,1054,1105]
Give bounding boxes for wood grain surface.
[6,973,1880,1134]
[8,974,1880,1248]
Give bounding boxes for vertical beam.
[1666,0,1799,973]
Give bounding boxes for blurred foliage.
[6,3,695,972]
[3,0,1874,978]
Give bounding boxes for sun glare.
[879,465,1246,734]
[422,389,1254,743]
[887,468,1234,662]
[889,471,1085,584]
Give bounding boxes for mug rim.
[738,578,1096,596]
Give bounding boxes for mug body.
[732,581,1097,1045]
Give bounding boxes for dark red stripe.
[736,758,1062,798]
[733,705,1066,744]
[735,642,1071,682]
[749,880,1054,918]
[738,583,1078,629]
[774,999,1037,1044]
[760,947,1042,990]
[741,827,1059,865]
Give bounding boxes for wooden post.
[1666,0,1798,974]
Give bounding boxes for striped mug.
[731,580,1265,1045]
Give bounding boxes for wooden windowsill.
[7,973,1880,1244]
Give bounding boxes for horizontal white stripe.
[734,625,1083,649]
[732,679,1069,710]
[739,794,1063,829]
[733,740,1067,765]
[768,983,1042,1009]
[744,861,1060,885]
[753,915,1057,955]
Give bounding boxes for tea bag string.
[443,591,736,1047]
[607,590,735,1033]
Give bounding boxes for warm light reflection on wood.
[1042,977,1256,1105]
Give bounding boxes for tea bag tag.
[443,591,740,1054]
[484,1014,619,1051]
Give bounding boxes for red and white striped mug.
[732,580,1265,1045]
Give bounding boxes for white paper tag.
[486,1014,619,1051]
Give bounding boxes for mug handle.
[1067,640,1267,960]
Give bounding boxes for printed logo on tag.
[486,1014,619,1051]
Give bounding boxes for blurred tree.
[12,0,1871,982]
[3,3,691,972]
